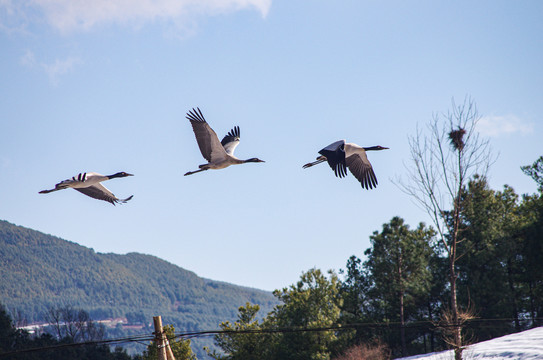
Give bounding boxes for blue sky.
[1,0,541,292]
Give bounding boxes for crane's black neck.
[108,172,133,179]
[244,158,264,163]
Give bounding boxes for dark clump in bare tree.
[396,97,495,360]
[448,128,466,151]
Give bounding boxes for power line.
[171,317,542,341]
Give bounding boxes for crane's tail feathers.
[302,156,327,169]
[118,195,133,204]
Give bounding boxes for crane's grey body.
[39,172,134,205]
[184,108,264,176]
[303,140,388,189]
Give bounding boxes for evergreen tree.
[268,269,343,360]
[338,255,373,345]
[0,306,18,354]
[207,303,273,360]
[456,176,524,339]
[211,269,343,360]
[519,192,543,326]
[521,156,543,190]
[363,217,434,356]
[520,156,543,326]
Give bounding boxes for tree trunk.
[450,257,462,360]
[400,290,406,356]
[506,258,521,331]
[452,165,463,360]
[427,300,435,352]
[398,250,407,356]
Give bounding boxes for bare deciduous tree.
[396,97,495,360]
[44,305,105,342]
[44,306,64,339]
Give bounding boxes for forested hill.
[0,219,277,329]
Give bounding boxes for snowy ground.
[398,327,543,360]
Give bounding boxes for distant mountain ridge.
[0,219,277,330]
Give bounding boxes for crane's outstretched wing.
[75,184,133,205]
[346,153,378,190]
[221,126,240,155]
[318,140,348,178]
[186,108,227,162]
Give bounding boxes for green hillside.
[0,219,277,354]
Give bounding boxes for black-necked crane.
[184,107,265,176]
[39,172,134,205]
[303,140,388,189]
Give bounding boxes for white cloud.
[42,56,82,85]
[0,0,30,34]
[1,0,271,33]
[20,49,36,67]
[20,50,81,85]
[477,114,534,137]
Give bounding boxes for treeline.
[209,158,543,359]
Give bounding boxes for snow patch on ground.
[398,327,543,360]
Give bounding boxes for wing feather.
[346,152,378,190]
[318,140,347,178]
[221,126,240,155]
[74,184,132,205]
[186,108,227,162]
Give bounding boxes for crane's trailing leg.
[303,156,327,169]
[38,188,61,194]
[184,169,207,176]
[39,183,70,193]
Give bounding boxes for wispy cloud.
[1,0,271,33]
[21,49,82,85]
[0,0,29,34]
[477,114,534,137]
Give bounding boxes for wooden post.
[165,337,176,360]
[153,316,168,360]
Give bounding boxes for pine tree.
[363,217,434,356]
[207,303,273,360]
